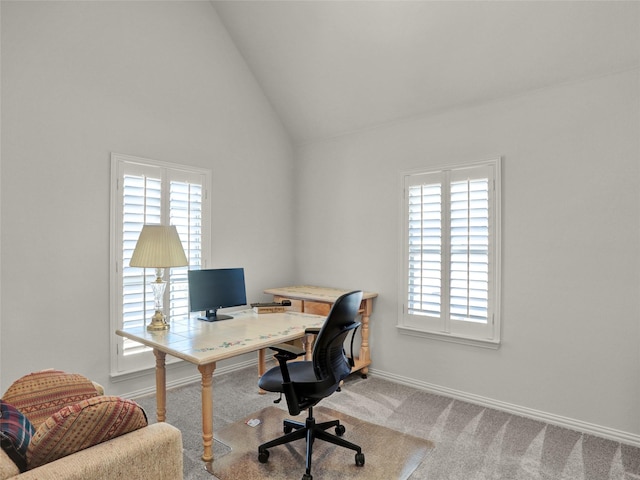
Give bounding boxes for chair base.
[258,406,365,480]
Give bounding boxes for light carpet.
[135,364,640,479]
[208,405,433,480]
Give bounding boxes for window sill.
[397,325,501,349]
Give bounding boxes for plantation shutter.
[111,154,211,374]
[406,174,442,318]
[121,168,162,355]
[401,159,500,345]
[168,180,204,321]
[449,169,490,325]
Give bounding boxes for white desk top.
[116,310,326,366]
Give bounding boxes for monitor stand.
[198,309,233,322]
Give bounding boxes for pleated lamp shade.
[129,225,188,268]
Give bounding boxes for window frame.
[110,153,211,376]
[397,157,502,348]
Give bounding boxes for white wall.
[2,0,638,444]
[294,70,640,438]
[0,1,296,394]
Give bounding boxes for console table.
[264,285,378,377]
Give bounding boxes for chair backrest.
[311,290,363,387]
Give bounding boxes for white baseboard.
[369,368,640,448]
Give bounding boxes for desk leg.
[198,363,216,463]
[360,299,372,378]
[153,350,167,422]
[258,348,266,394]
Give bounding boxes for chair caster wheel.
[302,474,312,480]
[335,424,346,436]
[355,452,365,466]
[258,449,269,463]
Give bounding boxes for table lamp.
[130,225,188,331]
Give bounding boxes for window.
[110,153,211,374]
[398,158,501,347]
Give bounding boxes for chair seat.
[258,361,317,392]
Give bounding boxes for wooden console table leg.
[303,333,314,360]
[359,299,373,378]
[153,350,167,422]
[198,362,216,462]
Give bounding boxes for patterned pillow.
[27,395,148,469]
[2,370,100,429]
[0,401,35,472]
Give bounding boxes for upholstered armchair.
[0,370,183,480]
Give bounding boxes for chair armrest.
[268,343,305,386]
[269,343,305,361]
[305,327,321,335]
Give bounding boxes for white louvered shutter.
[407,176,442,319]
[111,154,210,374]
[401,159,500,345]
[449,175,489,323]
[169,180,203,321]
[121,170,162,356]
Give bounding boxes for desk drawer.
[273,296,330,316]
[302,301,331,316]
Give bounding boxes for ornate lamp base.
[147,310,170,331]
[147,270,169,331]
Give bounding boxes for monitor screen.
[188,268,247,321]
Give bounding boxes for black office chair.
[257,290,365,480]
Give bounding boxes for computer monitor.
[188,268,247,321]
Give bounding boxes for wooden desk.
[264,285,378,377]
[116,310,325,463]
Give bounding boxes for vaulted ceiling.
[213,1,640,145]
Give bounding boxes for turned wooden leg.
[258,348,266,394]
[153,350,167,422]
[303,333,314,360]
[360,299,372,377]
[198,362,216,462]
